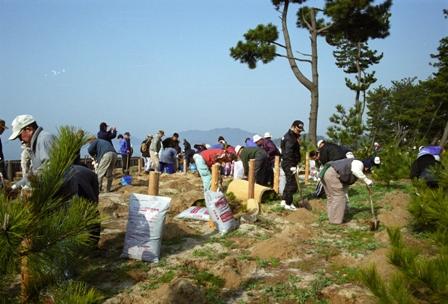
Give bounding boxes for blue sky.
[1,0,447,145]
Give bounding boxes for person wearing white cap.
[9,115,56,189]
[317,139,353,165]
[263,132,272,139]
[253,134,280,167]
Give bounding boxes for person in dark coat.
[0,119,7,179]
[410,146,443,188]
[253,134,280,167]
[317,140,353,165]
[235,145,272,186]
[280,120,304,210]
[97,122,117,143]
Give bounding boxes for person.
[150,130,164,172]
[162,132,181,154]
[317,139,353,165]
[244,137,257,148]
[8,115,99,202]
[88,137,117,192]
[410,146,443,188]
[97,122,117,143]
[193,148,235,192]
[320,158,373,224]
[280,120,304,210]
[253,134,280,167]
[235,145,272,186]
[140,135,153,173]
[0,119,7,179]
[183,139,195,170]
[159,146,178,174]
[118,133,132,175]
[210,136,227,149]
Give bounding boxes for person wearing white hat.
[253,134,280,167]
[9,115,56,189]
[263,132,272,139]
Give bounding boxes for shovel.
[294,169,311,210]
[367,186,380,231]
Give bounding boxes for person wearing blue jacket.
[88,137,117,192]
[118,132,132,175]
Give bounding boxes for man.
[317,140,353,165]
[235,145,271,186]
[410,146,443,188]
[118,133,132,175]
[0,119,7,179]
[97,122,117,143]
[88,137,117,192]
[193,148,235,192]
[8,115,99,200]
[140,135,153,173]
[253,134,280,167]
[150,130,164,172]
[162,132,181,154]
[320,158,373,224]
[280,120,304,210]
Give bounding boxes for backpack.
[140,139,151,155]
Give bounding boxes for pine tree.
[0,127,102,303]
[326,103,366,149]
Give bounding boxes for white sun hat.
[252,134,262,143]
[9,114,35,140]
[235,145,243,154]
[264,132,272,139]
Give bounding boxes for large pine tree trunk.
[441,120,448,147]
[309,8,319,146]
[281,0,318,146]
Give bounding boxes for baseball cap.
[292,120,305,131]
[317,139,324,147]
[9,115,35,140]
[263,132,271,138]
[253,134,262,143]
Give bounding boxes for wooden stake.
[137,158,142,175]
[248,159,255,199]
[273,155,280,193]
[211,163,220,192]
[148,171,160,196]
[304,152,309,185]
[20,238,31,304]
[183,159,188,174]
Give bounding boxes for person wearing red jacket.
[193,149,235,192]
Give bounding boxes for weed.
[192,247,228,261]
[256,257,280,268]
[141,270,176,290]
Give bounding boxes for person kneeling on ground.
[320,158,373,224]
[193,148,235,192]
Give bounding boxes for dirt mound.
[285,208,317,225]
[211,257,257,289]
[148,278,207,304]
[321,283,375,304]
[163,220,199,240]
[309,199,326,213]
[168,190,204,215]
[358,248,397,279]
[378,191,411,228]
[251,237,301,260]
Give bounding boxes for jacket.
[319,142,351,165]
[118,138,130,155]
[88,138,116,163]
[257,138,280,164]
[97,129,117,143]
[329,158,371,185]
[150,134,163,152]
[200,149,226,168]
[239,147,268,176]
[160,147,177,164]
[280,129,301,168]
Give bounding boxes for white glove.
[290,167,297,174]
[365,178,373,187]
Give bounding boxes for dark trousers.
[122,154,130,175]
[255,157,272,186]
[282,165,297,205]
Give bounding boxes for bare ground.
[81,171,423,304]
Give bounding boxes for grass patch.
[256,257,281,268]
[192,247,228,261]
[141,269,176,290]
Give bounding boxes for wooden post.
[20,239,31,304]
[137,158,142,175]
[183,159,188,174]
[7,160,14,181]
[304,152,309,185]
[211,163,220,192]
[148,171,160,196]
[273,155,280,193]
[248,159,255,199]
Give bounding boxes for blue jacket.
[88,138,116,163]
[118,138,130,155]
[160,147,177,164]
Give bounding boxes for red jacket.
[200,149,226,168]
